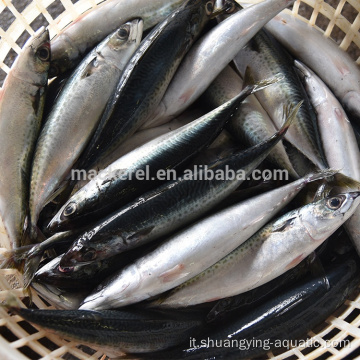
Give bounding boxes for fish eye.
[326,196,343,210]
[58,265,74,273]
[82,249,97,262]
[118,26,130,39]
[225,1,237,13]
[206,1,214,14]
[49,63,59,78]
[36,46,50,61]
[63,202,77,217]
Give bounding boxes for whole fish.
[76,0,223,173]
[50,0,185,76]
[58,103,296,270]
[266,10,360,123]
[48,81,274,233]
[29,20,143,240]
[137,257,360,359]
[142,0,295,129]
[203,65,299,178]
[234,29,327,170]
[295,60,360,257]
[3,297,204,356]
[0,27,50,249]
[78,169,336,310]
[71,108,202,193]
[156,191,360,308]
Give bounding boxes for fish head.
[60,233,108,268]
[294,60,327,108]
[47,186,92,232]
[31,282,85,310]
[301,191,360,241]
[99,19,144,63]
[13,27,50,86]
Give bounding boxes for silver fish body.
[266,10,360,123]
[29,20,143,236]
[48,84,262,232]
[295,60,360,256]
[143,0,295,129]
[0,28,50,248]
[234,29,327,170]
[50,0,185,76]
[204,65,299,178]
[76,0,219,173]
[59,106,294,269]
[79,170,336,310]
[157,191,360,307]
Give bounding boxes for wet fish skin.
[48,82,266,233]
[3,299,204,355]
[0,28,50,249]
[234,29,327,170]
[50,0,185,76]
[203,65,299,178]
[77,0,220,173]
[59,104,295,269]
[156,191,360,308]
[295,60,360,257]
[265,10,360,124]
[137,257,360,359]
[31,282,87,310]
[29,20,143,238]
[71,108,202,192]
[78,169,336,311]
[142,0,295,129]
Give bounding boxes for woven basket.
[1,0,360,359]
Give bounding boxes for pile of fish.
[1,0,360,358]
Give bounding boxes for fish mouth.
[58,265,75,273]
[349,191,360,200]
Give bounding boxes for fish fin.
[126,227,155,243]
[272,217,296,233]
[23,254,43,289]
[307,252,330,290]
[0,245,32,271]
[80,57,98,79]
[327,173,360,191]
[304,169,338,184]
[1,293,23,313]
[313,182,331,202]
[242,66,256,88]
[273,100,302,138]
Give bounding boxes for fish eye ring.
[326,196,342,210]
[63,202,77,217]
[82,249,97,262]
[118,26,130,39]
[36,46,50,61]
[205,1,214,15]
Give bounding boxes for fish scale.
[234,29,327,170]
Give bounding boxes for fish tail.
[242,66,284,95]
[278,100,303,136]
[304,169,339,184]
[2,293,23,314]
[0,245,33,271]
[23,253,44,288]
